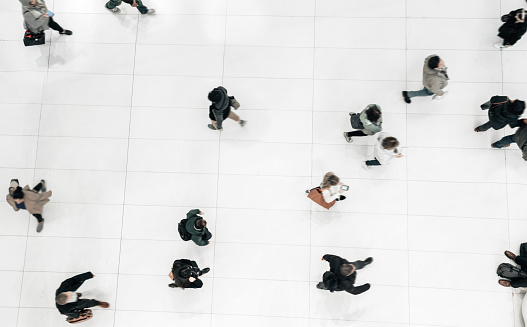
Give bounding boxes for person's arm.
[192,234,208,246]
[186,209,200,219]
[23,11,48,32]
[58,272,94,292]
[322,254,339,262]
[187,278,203,289]
[321,189,338,203]
[429,79,444,96]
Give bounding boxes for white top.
[374,132,400,165]
[321,185,340,203]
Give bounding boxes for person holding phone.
[363,133,402,169]
[320,172,348,203]
[20,0,72,36]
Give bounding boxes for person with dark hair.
[168,259,210,289]
[491,119,527,161]
[6,179,51,233]
[499,250,527,287]
[363,133,402,169]
[105,0,155,14]
[207,86,246,131]
[496,9,527,48]
[185,209,212,246]
[344,104,383,143]
[402,55,449,103]
[316,254,373,295]
[20,0,72,36]
[55,272,110,323]
[475,96,526,132]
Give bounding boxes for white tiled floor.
[1,0,527,327]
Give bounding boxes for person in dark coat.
[496,9,527,48]
[168,259,210,289]
[475,96,525,132]
[491,119,527,160]
[499,250,527,287]
[55,272,109,320]
[316,254,373,295]
[185,209,212,246]
[208,86,246,130]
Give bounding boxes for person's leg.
[32,214,44,223]
[316,282,328,290]
[32,183,43,192]
[228,111,240,122]
[407,87,434,98]
[476,121,492,132]
[510,278,527,288]
[492,134,516,148]
[515,256,527,267]
[347,283,370,295]
[106,0,122,9]
[346,130,368,137]
[134,0,149,14]
[47,17,64,33]
[365,159,381,166]
[350,257,373,271]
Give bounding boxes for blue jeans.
[407,87,434,98]
[492,134,516,148]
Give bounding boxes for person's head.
[178,266,192,279]
[321,172,339,189]
[195,218,207,229]
[382,137,399,151]
[365,105,381,123]
[516,9,526,24]
[12,187,25,204]
[428,56,445,70]
[339,263,356,276]
[509,100,526,115]
[208,90,222,103]
[55,292,72,305]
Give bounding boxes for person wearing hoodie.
[496,8,527,49]
[168,259,210,289]
[316,254,373,295]
[6,179,50,233]
[105,0,155,15]
[475,96,525,132]
[402,55,449,103]
[363,133,402,169]
[343,104,383,143]
[20,0,72,35]
[491,119,527,161]
[185,209,212,246]
[207,86,246,131]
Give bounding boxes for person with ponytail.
[6,179,52,233]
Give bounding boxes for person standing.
[343,104,383,143]
[20,0,72,36]
[185,209,212,246]
[105,0,155,14]
[491,119,527,161]
[55,272,110,323]
[207,86,246,130]
[496,9,527,49]
[402,55,449,103]
[316,254,373,295]
[6,179,50,233]
[168,259,210,289]
[475,96,525,132]
[363,133,402,169]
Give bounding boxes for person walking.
[185,209,212,246]
[316,254,373,295]
[499,250,527,288]
[496,9,527,49]
[105,0,155,14]
[20,0,72,36]
[491,119,527,161]
[55,272,110,323]
[168,259,210,289]
[402,55,449,103]
[207,86,246,131]
[343,104,383,143]
[363,133,402,169]
[475,96,525,132]
[6,179,51,233]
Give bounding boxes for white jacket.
[374,132,399,165]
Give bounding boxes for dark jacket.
[185,209,211,246]
[484,96,522,130]
[515,120,527,161]
[499,9,527,46]
[209,86,231,130]
[322,254,370,295]
[171,259,203,289]
[55,272,100,318]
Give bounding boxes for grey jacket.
[20,0,49,33]
[358,104,382,135]
[515,122,527,161]
[422,55,449,96]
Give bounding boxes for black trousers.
[48,17,64,33]
[31,182,44,223]
[346,130,367,137]
[510,256,527,288]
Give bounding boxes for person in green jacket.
[185,209,212,246]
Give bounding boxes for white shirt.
[321,185,340,203]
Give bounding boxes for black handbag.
[23,30,45,47]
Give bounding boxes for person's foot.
[402,91,411,104]
[59,30,73,35]
[364,257,373,265]
[36,220,44,233]
[98,302,110,308]
[146,8,156,15]
[106,6,121,13]
[343,132,353,143]
[494,43,506,49]
[498,279,511,287]
[362,161,371,170]
[504,250,517,260]
[40,180,46,192]
[76,292,82,298]
[491,143,510,149]
[168,283,177,288]
[335,195,346,201]
[208,124,218,130]
[239,120,247,127]
[316,282,325,289]
[474,127,482,133]
[199,268,210,276]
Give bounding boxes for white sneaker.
[343,132,353,143]
[146,8,156,14]
[494,42,507,49]
[362,161,371,170]
[106,6,121,13]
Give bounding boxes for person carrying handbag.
[207,86,246,131]
[306,172,348,210]
[20,0,72,37]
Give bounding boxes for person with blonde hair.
[320,172,347,203]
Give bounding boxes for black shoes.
[199,268,210,276]
[336,195,346,201]
[168,283,177,288]
[40,180,46,192]
[364,257,373,265]
[60,30,73,35]
[402,91,411,104]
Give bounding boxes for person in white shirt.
[363,133,402,169]
[320,172,347,202]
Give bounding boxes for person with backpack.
[316,254,373,295]
[20,0,72,36]
[474,96,525,132]
[402,55,449,103]
[498,250,527,287]
[207,86,246,130]
[6,179,51,233]
[105,0,155,15]
[496,8,527,49]
[168,259,210,289]
[362,133,403,169]
[343,104,383,143]
[179,209,212,246]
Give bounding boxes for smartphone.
[46,11,55,17]
[340,185,349,191]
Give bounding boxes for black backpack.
[178,218,192,241]
[497,263,527,280]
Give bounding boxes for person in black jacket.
[496,9,527,48]
[475,96,525,132]
[491,119,527,161]
[105,0,155,14]
[55,272,109,320]
[499,250,527,287]
[208,86,246,131]
[168,259,210,289]
[316,254,373,295]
